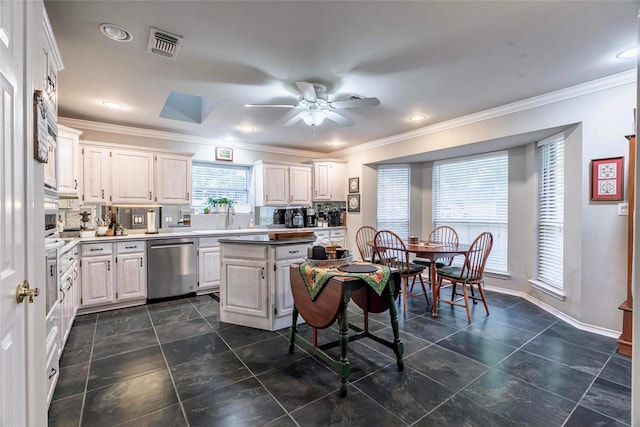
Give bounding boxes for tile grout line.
[76,316,98,427]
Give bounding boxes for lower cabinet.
[220,241,308,331]
[59,244,79,347]
[80,241,146,311]
[197,237,222,293]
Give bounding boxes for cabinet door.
[57,128,80,196]
[330,162,346,201]
[289,166,311,205]
[274,257,304,320]
[111,149,154,204]
[198,247,220,291]
[80,255,115,307]
[263,164,288,205]
[155,153,192,205]
[82,146,110,204]
[44,139,57,191]
[313,162,331,200]
[116,252,147,301]
[221,259,268,319]
[59,269,72,345]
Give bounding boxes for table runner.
[299,261,391,301]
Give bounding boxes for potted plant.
[207,197,236,213]
[203,206,211,214]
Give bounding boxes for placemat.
[299,261,390,301]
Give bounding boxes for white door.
[111,149,154,204]
[1,1,36,426]
[155,153,192,204]
[289,166,312,205]
[116,252,146,301]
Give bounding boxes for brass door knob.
[16,280,39,304]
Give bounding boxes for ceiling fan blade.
[324,110,354,127]
[244,103,298,108]
[330,97,380,109]
[282,111,304,127]
[296,81,317,102]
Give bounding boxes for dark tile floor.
[48,289,632,426]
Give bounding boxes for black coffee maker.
[328,208,341,227]
[273,208,285,225]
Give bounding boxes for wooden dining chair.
[414,225,459,284]
[374,230,429,313]
[355,225,378,262]
[434,232,493,323]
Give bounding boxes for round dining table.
[369,240,470,317]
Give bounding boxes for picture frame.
[347,194,360,213]
[216,147,233,161]
[348,177,359,193]
[591,156,623,201]
[34,90,49,163]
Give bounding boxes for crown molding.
[332,70,637,157]
[58,117,326,158]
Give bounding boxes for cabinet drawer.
[275,244,308,260]
[198,237,221,248]
[314,230,330,239]
[330,229,347,238]
[81,242,113,256]
[116,241,145,254]
[222,244,267,259]
[46,338,60,405]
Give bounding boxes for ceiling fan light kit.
[245,81,380,128]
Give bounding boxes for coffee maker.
[284,207,304,228]
[273,208,286,225]
[305,208,317,227]
[328,208,341,227]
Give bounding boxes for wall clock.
[348,194,360,212]
[349,177,359,193]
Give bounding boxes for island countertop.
[218,235,315,245]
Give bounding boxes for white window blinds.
[537,134,564,288]
[433,151,508,273]
[191,162,250,210]
[377,166,410,240]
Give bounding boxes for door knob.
[16,280,39,304]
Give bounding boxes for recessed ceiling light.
[409,114,426,122]
[237,124,256,133]
[617,47,638,59]
[329,140,344,146]
[102,100,124,109]
[99,23,133,42]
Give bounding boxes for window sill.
[528,279,566,301]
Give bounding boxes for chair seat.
[413,258,446,268]
[400,262,425,275]
[436,265,476,281]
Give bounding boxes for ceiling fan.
[245,81,380,127]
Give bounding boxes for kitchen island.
[219,235,315,331]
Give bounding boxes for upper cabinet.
[42,10,63,121]
[111,149,154,204]
[308,160,346,201]
[154,153,192,205]
[80,142,193,205]
[254,161,312,206]
[57,125,82,197]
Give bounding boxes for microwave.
[44,196,59,237]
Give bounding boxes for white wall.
[341,79,635,332]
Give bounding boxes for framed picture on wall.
[349,177,359,193]
[216,147,233,161]
[591,157,623,201]
[348,194,360,212]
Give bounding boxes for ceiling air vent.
[147,27,183,60]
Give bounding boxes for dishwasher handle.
[149,242,195,250]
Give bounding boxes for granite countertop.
[218,235,315,245]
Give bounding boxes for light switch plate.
[618,202,629,216]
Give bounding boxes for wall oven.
[44,196,59,238]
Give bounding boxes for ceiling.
[45,1,639,155]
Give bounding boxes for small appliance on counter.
[305,208,317,227]
[273,208,285,225]
[328,208,341,227]
[284,207,305,228]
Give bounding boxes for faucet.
[225,206,235,230]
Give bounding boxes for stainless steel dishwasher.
[147,238,197,299]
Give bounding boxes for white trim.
[528,279,566,301]
[80,139,195,157]
[484,285,619,339]
[59,117,325,158]
[332,70,636,157]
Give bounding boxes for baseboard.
[483,285,621,339]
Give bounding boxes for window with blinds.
[433,151,508,273]
[191,162,250,210]
[536,134,564,289]
[377,166,410,240]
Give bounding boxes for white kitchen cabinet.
[115,241,147,302]
[198,237,221,293]
[80,243,115,307]
[330,228,348,249]
[82,145,111,205]
[111,149,154,204]
[42,10,63,119]
[254,161,311,206]
[59,244,79,347]
[309,160,347,201]
[220,240,308,331]
[57,125,82,196]
[155,153,192,204]
[43,137,57,192]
